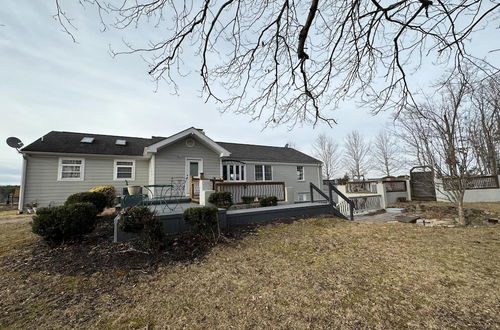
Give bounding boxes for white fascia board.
[145,127,231,157]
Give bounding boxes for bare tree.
[396,74,476,225]
[312,134,341,179]
[469,75,500,175]
[344,131,370,178]
[54,0,499,127]
[372,130,404,177]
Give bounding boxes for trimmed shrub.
[118,206,154,233]
[118,206,164,251]
[89,185,116,207]
[183,207,219,241]
[65,192,107,214]
[208,191,233,209]
[32,202,98,244]
[241,196,256,204]
[138,216,165,251]
[259,196,278,207]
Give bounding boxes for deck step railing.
[327,182,355,220]
[337,195,382,216]
[310,182,354,220]
[351,195,383,213]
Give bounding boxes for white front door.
[186,158,203,178]
[185,158,203,195]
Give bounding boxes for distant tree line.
[312,129,405,181]
[0,186,19,204]
[312,70,499,225]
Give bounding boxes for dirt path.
[0,217,32,225]
[355,212,420,223]
[355,212,399,222]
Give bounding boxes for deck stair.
[310,182,355,220]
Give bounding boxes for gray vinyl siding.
[245,163,322,201]
[23,155,149,208]
[155,136,221,184]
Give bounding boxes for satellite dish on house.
[6,137,23,152]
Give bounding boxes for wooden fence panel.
[443,175,499,190]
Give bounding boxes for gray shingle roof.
[22,131,321,164]
[218,142,321,164]
[21,131,164,156]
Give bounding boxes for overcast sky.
[0,2,496,185]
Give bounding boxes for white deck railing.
[214,182,285,204]
[337,194,383,217]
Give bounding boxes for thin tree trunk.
[457,196,466,225]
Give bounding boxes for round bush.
[65,191,108,214]
[118,206,155,233]
[241,196,256,204]
[259,196,278,207]
[138,216,165,251]
[208,191,233,209]
[183,207,219,240]
[89,185,116,207]
[32,202,98,244]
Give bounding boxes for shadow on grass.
[3,214,328,277]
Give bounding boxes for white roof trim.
[145,127,231,157]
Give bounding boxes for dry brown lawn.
[420,201,500,217]
[464,202,500,216]
[0,213,499,329]
[0,208,31,220]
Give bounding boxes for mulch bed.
[2,214,295,278]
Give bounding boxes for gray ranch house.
[18,127,323,211]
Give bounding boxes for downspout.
[18,154,28,213]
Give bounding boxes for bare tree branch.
[54,0,499,127]
[344,130,371,178]
[312,134,342,179]
[394,69,500,224]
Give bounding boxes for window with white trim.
[297,166,304,181]
[222,164,246,182]
[298,192,310,202]
[58,158,84,181]
[114,160,135,180]
[255,165,272,181]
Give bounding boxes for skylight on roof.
[80,137,94,144]
[115,139,127,146]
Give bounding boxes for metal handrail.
[309,182,332,205]
[309,182,354,220]
[328,182,354,221]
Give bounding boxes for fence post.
[328,184,333,205]
[349,202,354,221]
[310,183,314,203]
